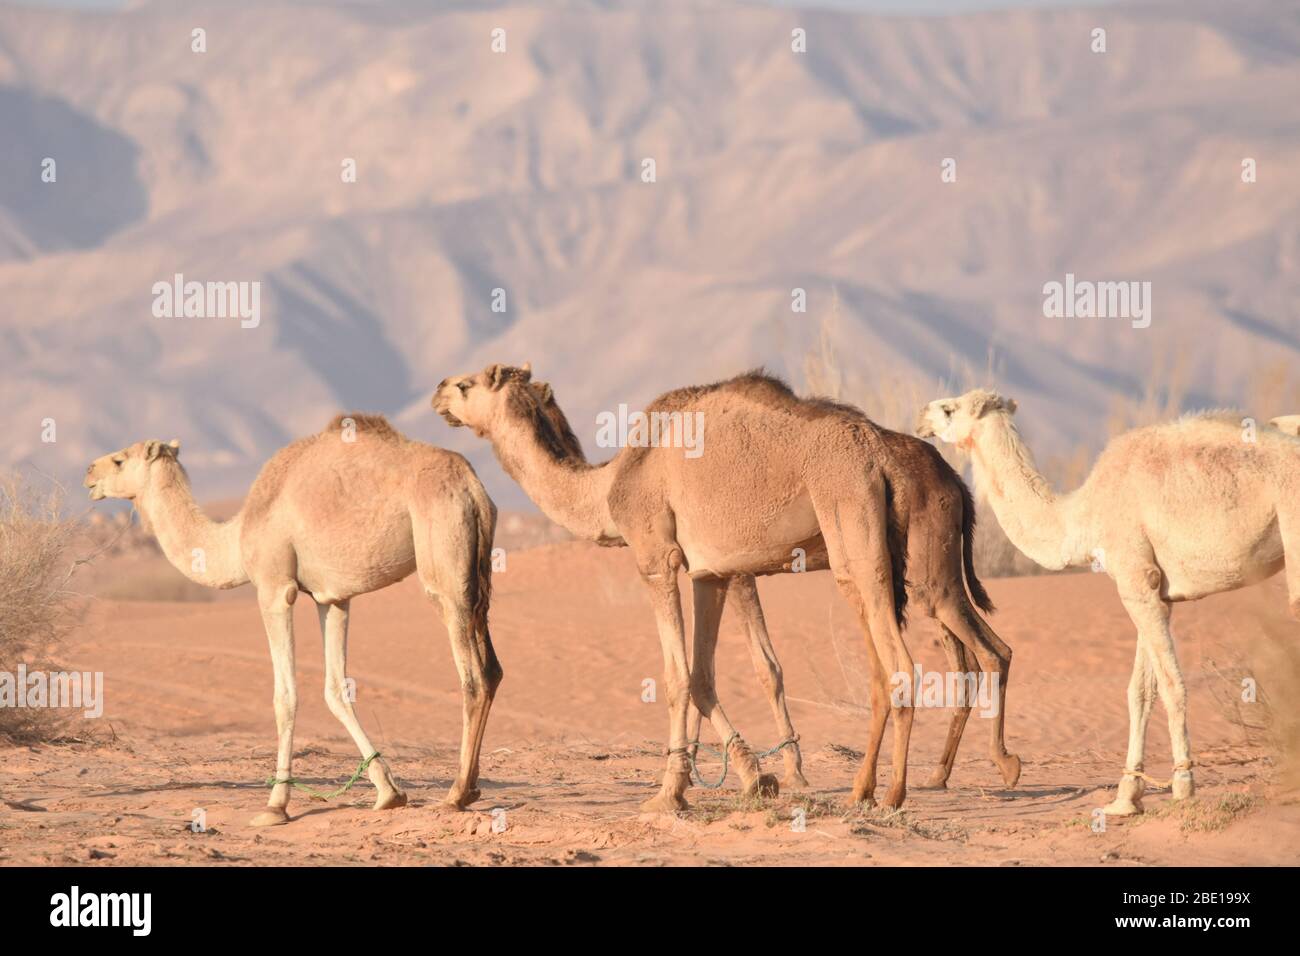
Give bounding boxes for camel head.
[916,389,1017,448]
[84,439,181,501]
[432,362,537,437]
[1270,415,1300,437]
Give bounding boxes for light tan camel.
[918,390,1300,814]
[525,378,1020,794]
[436,363,1013,811]
[1270,415,1300,437]
[84,415,501,826]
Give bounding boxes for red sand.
[2,542,1296,866]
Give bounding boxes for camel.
[84,414,502,826]
[1270,415,1300,437]
[524,378,1020,794]
[435,363,1017,811]
[522,380,804,789]
[918,389,1300,815]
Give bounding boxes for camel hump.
[323,412,403,441]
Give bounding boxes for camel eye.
[457,381,471,394]
[112,457,125,467]
[943,406,954,419]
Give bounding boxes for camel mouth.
[430,391,460,427]
[87,485,105,501]
[433,403,465,428]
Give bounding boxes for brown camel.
[521,381,809,785]
[85,414,501,826]
[435,364,1016,811]
[525,379,1019,794]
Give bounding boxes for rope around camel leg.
[684,734,800,790]
[265,752,382,801]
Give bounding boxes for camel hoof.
[640,790,689,814]
[249,807,290,828]
[1102,798,1143,817]
[374,789,408,811]
[1172,771,1195,801]
[999,754,1022,788]
[445,787,481,810]
[742,773,780,799]
[915,771,950,791]
[851,793,876,810]
[782,771,811,791]
[882,786,907,810]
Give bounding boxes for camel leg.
[438,595,500,808]
[414,507,502,810]
[1106,555,1190,815]
[731,574,808,789]
[935,598,1021,788]
[316,600,406,811]
[689,577,779,798]
[1102,642,1159,816]
[835,579,891,807]
[251,583,299,827]
[915,623,974,789]
[813,484,913,809]
[1276,500,1300,619]
[639,564,693,813]
[1145,622,1194,802]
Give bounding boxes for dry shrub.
[1206,609,1300,798]
[1245,359,1300,425]
[0,473,83,743]
[801,304,1067,579]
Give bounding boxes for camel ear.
[486,363,507,390]
[535,381,553,404]
[145,439,181,461]
[520,361,532,379]
[971,392,1014,418]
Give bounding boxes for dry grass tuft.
[1141,794,1258,834]
[846,804,969,842]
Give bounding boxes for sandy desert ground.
[2,539,1297,867]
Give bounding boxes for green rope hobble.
[684,735,798,790]
[265,752,381,801]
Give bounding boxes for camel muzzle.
[431,395,464,427]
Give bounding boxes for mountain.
[2,0,1299,509]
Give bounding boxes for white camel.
[918,390,1300,814]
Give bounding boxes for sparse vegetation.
[1206,610,1300,798]
[0,473,83,743]
[846,804,969,842]
[1139,794,1258,834]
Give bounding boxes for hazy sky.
[9,0,1123,12]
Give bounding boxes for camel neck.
[136,461,249,589]
[969,415,1086,571]
[488,412,619,544]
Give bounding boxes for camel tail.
[883,476,910,629]
[958,476,996,614]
